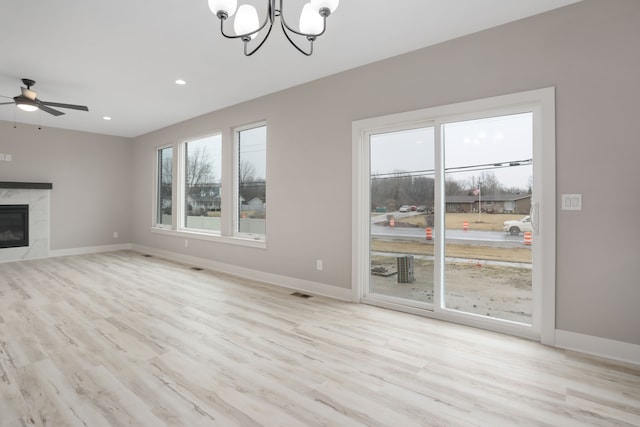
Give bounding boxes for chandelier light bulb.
[299,3,323,35]
[234,4,259,39]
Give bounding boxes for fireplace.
[0,205,29,249]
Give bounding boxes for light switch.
[0,154,4,161]
[562,194,582,211]
[5,154,11,161]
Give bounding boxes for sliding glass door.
[442,113,533,324]
[368,126,435,308]
[355,88,555,340]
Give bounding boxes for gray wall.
[0,121,132,249]
[132,0,640,346]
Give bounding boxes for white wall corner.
[555,329,640,367]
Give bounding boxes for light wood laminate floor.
[0,251,638,426]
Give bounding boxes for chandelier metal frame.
[213,0,334,56]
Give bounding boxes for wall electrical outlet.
[113,231,118,239]
[184,239,189,247]
[5,154,11,161]
[316,259,323,271]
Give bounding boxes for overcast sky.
[188,125,267,182]
[370,112,532,190]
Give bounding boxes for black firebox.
[0,205,29,249]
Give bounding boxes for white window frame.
[233,122,267,242]
[150,126,267,249]
[352,88,556,343]
[177,132,223,235]
[153,144,175,230]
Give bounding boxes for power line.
[371,158,532,180]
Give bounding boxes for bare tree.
[402,176,434,206]
[160,152,173,214]
[239,160,265,203]
[444,178,466,196]
[185,146,214,188]
[239,160,256,188]
[466,171,502,195]
[371,170,435,210]
[479,171,501,194]
[184,146,218,214]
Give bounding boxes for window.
[236,124,267,237]
[152,124,267,247]
[183,134,222,232]
[156,146,173,227]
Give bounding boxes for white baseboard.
[131,244,354,302]
[49,243,133,258]
[555,330,640,366]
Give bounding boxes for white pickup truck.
[503,216,533,235]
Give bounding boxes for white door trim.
[352,87,556,343]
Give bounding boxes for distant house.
[445,194,531,214]
[187,184,221,213]
[241,197,265,212]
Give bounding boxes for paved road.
[371,224,529,248]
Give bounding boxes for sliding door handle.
[530,202,540,235]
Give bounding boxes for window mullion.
[433,120,445,311]
[176,141,186,231]
[220,128,235,237]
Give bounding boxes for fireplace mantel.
[0,182,53,190]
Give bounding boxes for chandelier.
[208,0,339,56]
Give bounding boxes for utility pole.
[478,180,482,222]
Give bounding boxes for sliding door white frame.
[352,88,556,343]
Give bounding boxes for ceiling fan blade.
[41,101,89,111]
[0,102,15,105]
[38,104,65,116]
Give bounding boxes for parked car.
[416,205,427,212]
[399,205,410,212]
[410,205,417,211]
[504,216,533,235]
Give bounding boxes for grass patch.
[371,239,531,264]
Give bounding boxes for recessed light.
[103,116,112,121]
[175,79,186,85]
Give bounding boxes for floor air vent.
[290,292,312,299]
[190,267,203,271]
[143,254,153,258]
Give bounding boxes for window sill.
[150,227,266,249]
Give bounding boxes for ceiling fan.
[0,78,89,116]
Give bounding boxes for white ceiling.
[0,0,581,138]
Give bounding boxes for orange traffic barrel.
[389,217,395,227]
[463,221,468,231]
[425,227,433,240]
[523,231,532,245]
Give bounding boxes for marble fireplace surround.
[0,182,52,263]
